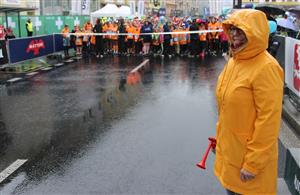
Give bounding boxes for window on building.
[44,0,61,7]
[61,0,71,11]
[44,0,52,7]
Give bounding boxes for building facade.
[175,0,202,16]
[0,0,39,15]
[4,0,299,17]
[38,0,179,17]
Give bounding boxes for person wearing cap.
[214,9,283,195]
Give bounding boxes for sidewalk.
[280,95,300,195]
[0,53,74,85]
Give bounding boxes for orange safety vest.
[126,27,134,40]
[103,24,108,39]
[75,31,82,46]
[199,27,207,41]
[107,24,114,40]
[179,29,187,45]
[83,30,91,42]
[62,28,69,38]
[91,36,96,45]
[111,26,118,40]
[134,27,140,42]
[208,22,219,39]
[172,29,180,45]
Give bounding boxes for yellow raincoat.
[214,9,284,195]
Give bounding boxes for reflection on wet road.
[0,56,226,194]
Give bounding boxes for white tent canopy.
[91,3,119,19]
[91,4,131,24]
[117,5,131,17]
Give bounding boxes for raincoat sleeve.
[242,63,283,175]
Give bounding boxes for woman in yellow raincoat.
[214,9,284,195]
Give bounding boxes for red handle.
[196,137,216,170]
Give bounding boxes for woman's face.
[228,25,247,51]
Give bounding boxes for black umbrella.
[288,6,300,16]
[255,4,286,16]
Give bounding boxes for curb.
[3,56,79,86]
[282,96,300,136]
[285,148,300,195]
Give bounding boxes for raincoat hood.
[222,9,269,60]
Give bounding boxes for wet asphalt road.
[0,56,289,194]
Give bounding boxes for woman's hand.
[240,168,255,182]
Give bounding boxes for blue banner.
[8,35,54,64]
[54,34,64,53]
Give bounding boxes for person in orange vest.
[107,21,114,54]
[172,25,180,56]
[133,25,141,55]
[179,24,189,56]
[208,17,220,56]
[74,25,82,56]
[111,21,119,55]
[126,22,135,56]
[61,24,70,58]
[151,27,161,56]
[199,22,207,58]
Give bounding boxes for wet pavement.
[0,56,290,194]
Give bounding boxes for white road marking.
[7,78,22,83]
[130,59,149,73]
[65,59,74,63]
[0,159,27,184]
[41,67,53,71]
[26,72,38,76]
[54,63,64,67]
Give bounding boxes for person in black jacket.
[93,18,104,58]
[163,22,172,57]
[189,19,199,57]
[70,26,77,52]
[141,20,153,55]
[118,18,126,56]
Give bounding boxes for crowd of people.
[61,16,229,59]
